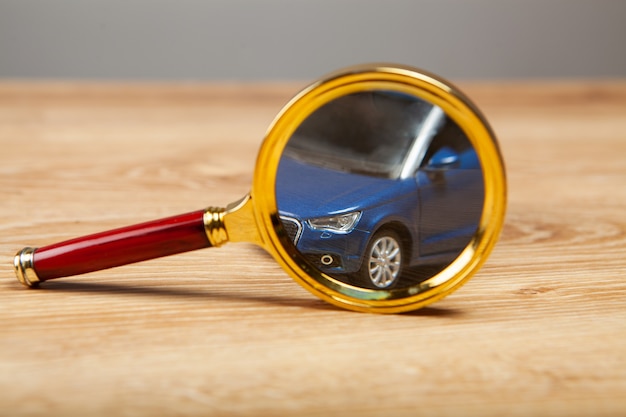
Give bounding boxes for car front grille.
[280,216,302,244]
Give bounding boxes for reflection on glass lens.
[276,90,484,290]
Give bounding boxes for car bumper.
[294,224,371,275]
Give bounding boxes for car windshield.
[283,91,437,179]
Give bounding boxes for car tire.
[357,229,404,289]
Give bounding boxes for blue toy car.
[276,91,484,289]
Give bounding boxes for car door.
[416,116,485,258]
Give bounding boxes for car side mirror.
[426,146,460,170]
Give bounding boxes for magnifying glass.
[13,64,506,313]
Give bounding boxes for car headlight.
[307,212,361,233]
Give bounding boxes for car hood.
[275,156,410,219]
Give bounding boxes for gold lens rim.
[252,64,507,313]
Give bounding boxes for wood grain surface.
[1,80,625,417]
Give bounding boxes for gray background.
[1,0,625,81]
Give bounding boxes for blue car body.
[277,150,483,276]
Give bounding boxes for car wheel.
[358,229,404,289]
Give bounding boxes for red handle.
[30,210,211,281]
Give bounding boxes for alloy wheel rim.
[368,236,402,288]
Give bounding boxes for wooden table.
[1,80,625,416]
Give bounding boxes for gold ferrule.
[203,207,228,247]
[14,247,40,288]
